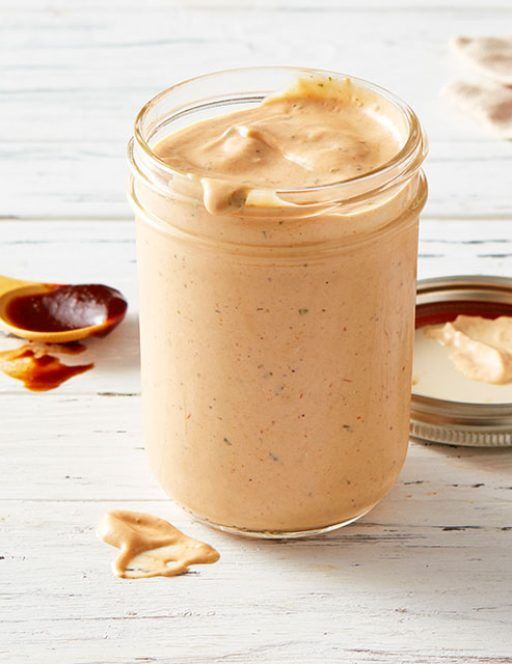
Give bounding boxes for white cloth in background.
[452,36,512,86]
[447,35,512,139]
[444,80,512,139]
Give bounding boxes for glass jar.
[128,67,427,538]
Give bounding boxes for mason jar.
[128,67,427,538]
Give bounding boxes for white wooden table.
[1,2,511,662]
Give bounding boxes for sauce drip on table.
[0,343,93,391]
[5,284,127,335]
[96,510,220,579]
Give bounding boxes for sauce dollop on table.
[97,510,220,579]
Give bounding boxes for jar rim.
[132,65,427,200]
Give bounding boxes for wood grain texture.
[2,141,512,220]
[1,398,512,664]
[2,1,512,661]
[0,220,511,663]
[1,218,512,398]
[1,1,512,219]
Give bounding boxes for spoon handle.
[0,275,33,298]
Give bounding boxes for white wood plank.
[1,218,511,395]
[3,141,512,220]
[2,3,512,660]
[1,391,511,662]
[0,219,511,662]
[4,0,512,10]
[2,3,509,145]
[1,2,512,218]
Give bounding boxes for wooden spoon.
[0,275,128,343]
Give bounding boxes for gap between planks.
[2,214,512,223]
[4,2,512,13]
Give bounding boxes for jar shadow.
[204,443,509,616]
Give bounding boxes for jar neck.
[130,170,426,259]
[129,67,427,218]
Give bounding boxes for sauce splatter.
[5,284,127,336]
[0,343,93,391]
[96,510,220,579]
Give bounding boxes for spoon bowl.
[0,276,128,343]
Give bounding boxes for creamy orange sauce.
[426,315,512,384]
[96,510,220,579]
[156,77,402,213]
[133,74,426,534]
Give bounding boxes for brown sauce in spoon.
[5,284,127,335]
[0,283,127,390]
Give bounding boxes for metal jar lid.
[411,275,512,447]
